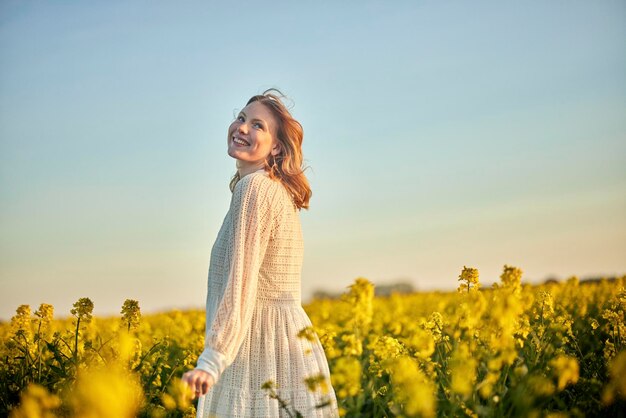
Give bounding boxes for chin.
[227,148,243,159]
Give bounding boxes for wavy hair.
[228,88,312,210]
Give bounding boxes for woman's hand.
[181,369,215,399]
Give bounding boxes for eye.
[253,122,264,129]
[237,115,245,122]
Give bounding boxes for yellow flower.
[340,333,363,357]
[116,332,142,369]
[341,277,374,334]
[424,311,444,342]
[499,264,523,293]
[458,266,480,293]
[318,331,340,360]
[68,364,143,418]
[514,364,528,378]
[527,374,556,397]
[11,305,32,334]
[9,383,61,418]
[9,305,34,356]
[71,298,94,323]
[549,354,579,391]
[602,350,626,404]
[331,356,362,398]
[478,371,499,399]
[401,326,435,361]
[120,299,141,331]
[449,343,477,399]
[536,291,554,321]
[261,380,276,390]
[387,356,436,418]
[304,372,330,395]
[367,335,406,377]
[297,326,317,342]
[160,379,192,411]
[34,304,54,324]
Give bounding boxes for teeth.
[233,137,249,146]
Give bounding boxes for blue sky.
[1,0,624,320]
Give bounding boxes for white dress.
[195,168,340,418]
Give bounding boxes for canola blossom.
[1,266,625,417]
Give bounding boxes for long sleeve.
[195,173,276,383]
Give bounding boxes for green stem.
[73,317,81,363]
[132,341,162,373]
[37,319,42,382]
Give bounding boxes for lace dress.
[195,168,340,418]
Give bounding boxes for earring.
[271,155,279,173]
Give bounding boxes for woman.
[182,89,340,417]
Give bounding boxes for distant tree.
[375,281,415,297]
[312,290,340,300]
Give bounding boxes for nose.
[238,122,248,134]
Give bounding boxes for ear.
[271,141,282,156]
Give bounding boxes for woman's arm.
[194,173,277,384]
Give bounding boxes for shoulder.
[236,172,296,212]
[234,172,279,194]
[233,172,283,206]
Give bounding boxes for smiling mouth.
[233,136,250,146]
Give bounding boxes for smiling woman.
[181,88,339,417]
[226,90,314,211]
[227,101,281,177]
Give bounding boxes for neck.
[237,162,265,178]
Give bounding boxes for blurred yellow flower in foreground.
[161,378,193,411]
[387,356,436,418]
[9,384,60,418]
[450,343,477,399]
[331,356,362,398]
[549,354,579,391]
[602,350,626,405]
[68,365,143,418]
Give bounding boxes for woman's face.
[227,101,280,167]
